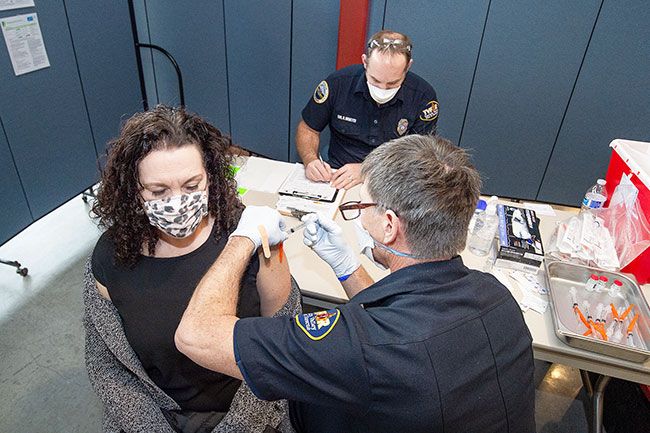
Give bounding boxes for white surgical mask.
[143,190,208,238]
[367,82,400,104]
[353,219,387,270]
[353,219,425,270]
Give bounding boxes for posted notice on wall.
[1,13,50,76]
[0,0,35,12]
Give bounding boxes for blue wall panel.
[144,0,230,133]
[538,0,650,205]
[367,0,386,37]
[459,0,600,199]
[224,0,291,160]
[65,0,143,154]
[0,120,32,245]
[383,0,489,144]
[289,0,339,162]
[0,1,97,219]
[133,0,159,107]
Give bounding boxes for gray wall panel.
[0,120,32,245]
[538,0,650,205]
[460,0,600,199]
[384,0,489,144]
[145,0,230,132]
[65,0,143,154]
[0,2,97,219]
[224,0,291,160]
[289,0,339,162]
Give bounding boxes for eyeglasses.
[338,201,377,221]
[367,38,412,53]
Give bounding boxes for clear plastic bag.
[599,175,650,269]
[546,177,650,270]
[546,212,620,270]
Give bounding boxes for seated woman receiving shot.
[83,105,299,433]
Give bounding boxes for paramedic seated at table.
[296,29,439,190]
[175,134,536,433]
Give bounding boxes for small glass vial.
[597,275,609,292]
[585,274,599,292]
[608,279,623,298]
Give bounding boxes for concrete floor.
[0,193,594,432]
[1,194,103,432]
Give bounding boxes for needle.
[287,222,306,234]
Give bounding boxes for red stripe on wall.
[336,0,370,69]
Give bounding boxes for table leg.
[580,369,593,397]
[592,375,611,433]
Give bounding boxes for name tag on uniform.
[336,114,357,123]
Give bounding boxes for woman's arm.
[256,244,292,317]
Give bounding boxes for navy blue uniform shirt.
[234,257,536,433]
[301,64,438,168]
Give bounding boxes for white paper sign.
[0,0,35,12]
[1,13,50,76]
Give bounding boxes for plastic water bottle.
[581,179,608,211]
[468,199,487,233]
[469,196,499,256]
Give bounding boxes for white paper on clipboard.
[234,156,290,193]
[278,163,338,202]
[276,195,343,220]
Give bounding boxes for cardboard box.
[495,205,544,273]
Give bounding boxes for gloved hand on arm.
[230,206,289,252]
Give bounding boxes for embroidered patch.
[313,80,329,104]
[419,100,439,122]
[295,309,340,341]
[397,118,409,135]
[336,114,357,123]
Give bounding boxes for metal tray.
[545,260,650,363]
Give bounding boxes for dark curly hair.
[92,105,243,267]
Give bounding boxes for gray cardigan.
[82,258,300,433]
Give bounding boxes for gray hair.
[361,135,481,259]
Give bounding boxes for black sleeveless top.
[91,223,260,412]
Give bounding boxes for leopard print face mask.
[143,190,208,238]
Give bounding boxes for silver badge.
[397,118,409,136]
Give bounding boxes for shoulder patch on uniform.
[295,309,340,341]
[313,80,329,104]
[419,100,439,121]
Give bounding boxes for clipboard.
[277,163,339,203]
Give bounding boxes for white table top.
[239,156,650,385]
